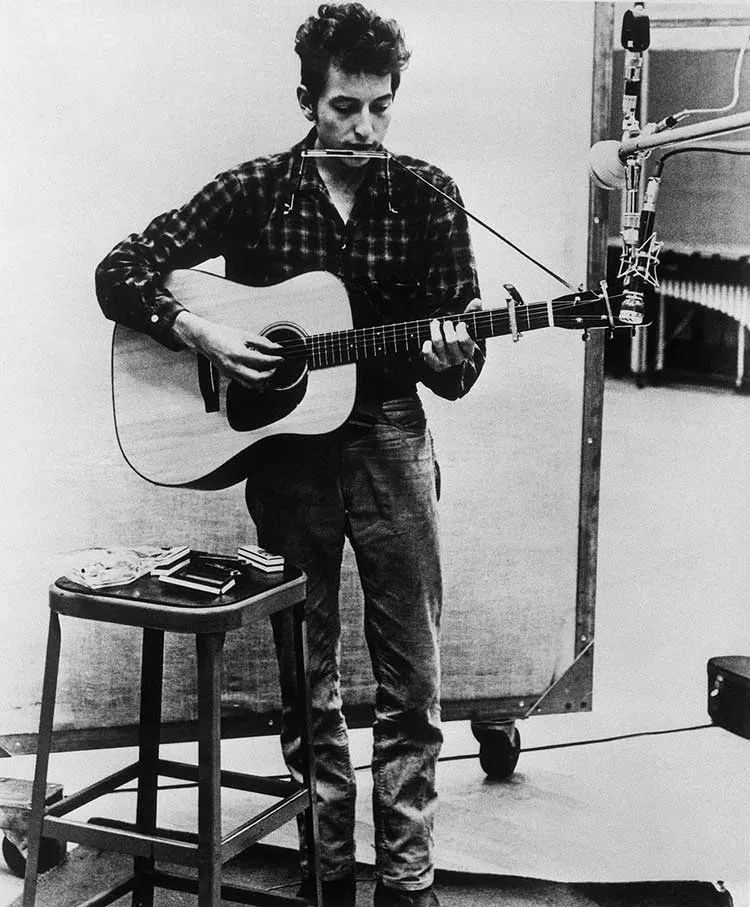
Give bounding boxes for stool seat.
[23,566,321,907]
[51,566,306,632]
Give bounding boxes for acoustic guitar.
[111,269,614,489]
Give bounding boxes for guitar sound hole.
[263,324,307,391]
[226,322,309,433]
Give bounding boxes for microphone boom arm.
[591,109,750,188]
[620,108,750,156]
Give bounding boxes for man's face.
[300,62,393,168]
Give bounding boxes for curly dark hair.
[295,3,411,104]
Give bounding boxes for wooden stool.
[22,566,321,907]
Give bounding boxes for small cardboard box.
[708,655,750,739]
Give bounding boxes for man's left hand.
[421,298,482,372]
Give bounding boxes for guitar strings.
[277,312,615,360]
[275,299,603,355]
[272,293,626,362]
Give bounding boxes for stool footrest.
[88,816,199,845]
[46,763,139,817]
[150,869,307,905]
[221,787,309,863]
[41,816,197,865]
[73,875,136,907]
[158,758,302,798]
[41,785,309,867]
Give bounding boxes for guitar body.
[111,269,356,488]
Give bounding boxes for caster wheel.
[478,725,521,780]
[2,835,64,878]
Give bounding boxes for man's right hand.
[172,311,283,390]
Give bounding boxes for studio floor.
[2,377,749,905]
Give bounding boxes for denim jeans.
[244,395,443,890]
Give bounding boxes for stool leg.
[196,632,225,907]
[133,628,164,907]
[293,598,322,907]
[23,612,62,907]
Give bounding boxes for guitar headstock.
[550,286,647,333]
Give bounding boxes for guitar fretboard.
[279,293,601,369]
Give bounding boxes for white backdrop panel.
[0,1,594,739]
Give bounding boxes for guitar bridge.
[197,355,221,412]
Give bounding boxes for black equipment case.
[707,655,750,739]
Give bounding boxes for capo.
[503,283,524,342]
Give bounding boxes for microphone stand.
[614,113,750,329]
[597,3,750,327]
[617,2,654,328]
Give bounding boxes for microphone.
[588,139,629,190]
[621,4,650,53]
[618,175,662,324]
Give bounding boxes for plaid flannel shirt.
[96,130,484,401]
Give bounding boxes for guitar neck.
[286,297,582,369]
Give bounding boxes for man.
[96,5,484,905]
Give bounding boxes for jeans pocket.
[381,396,427,436]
